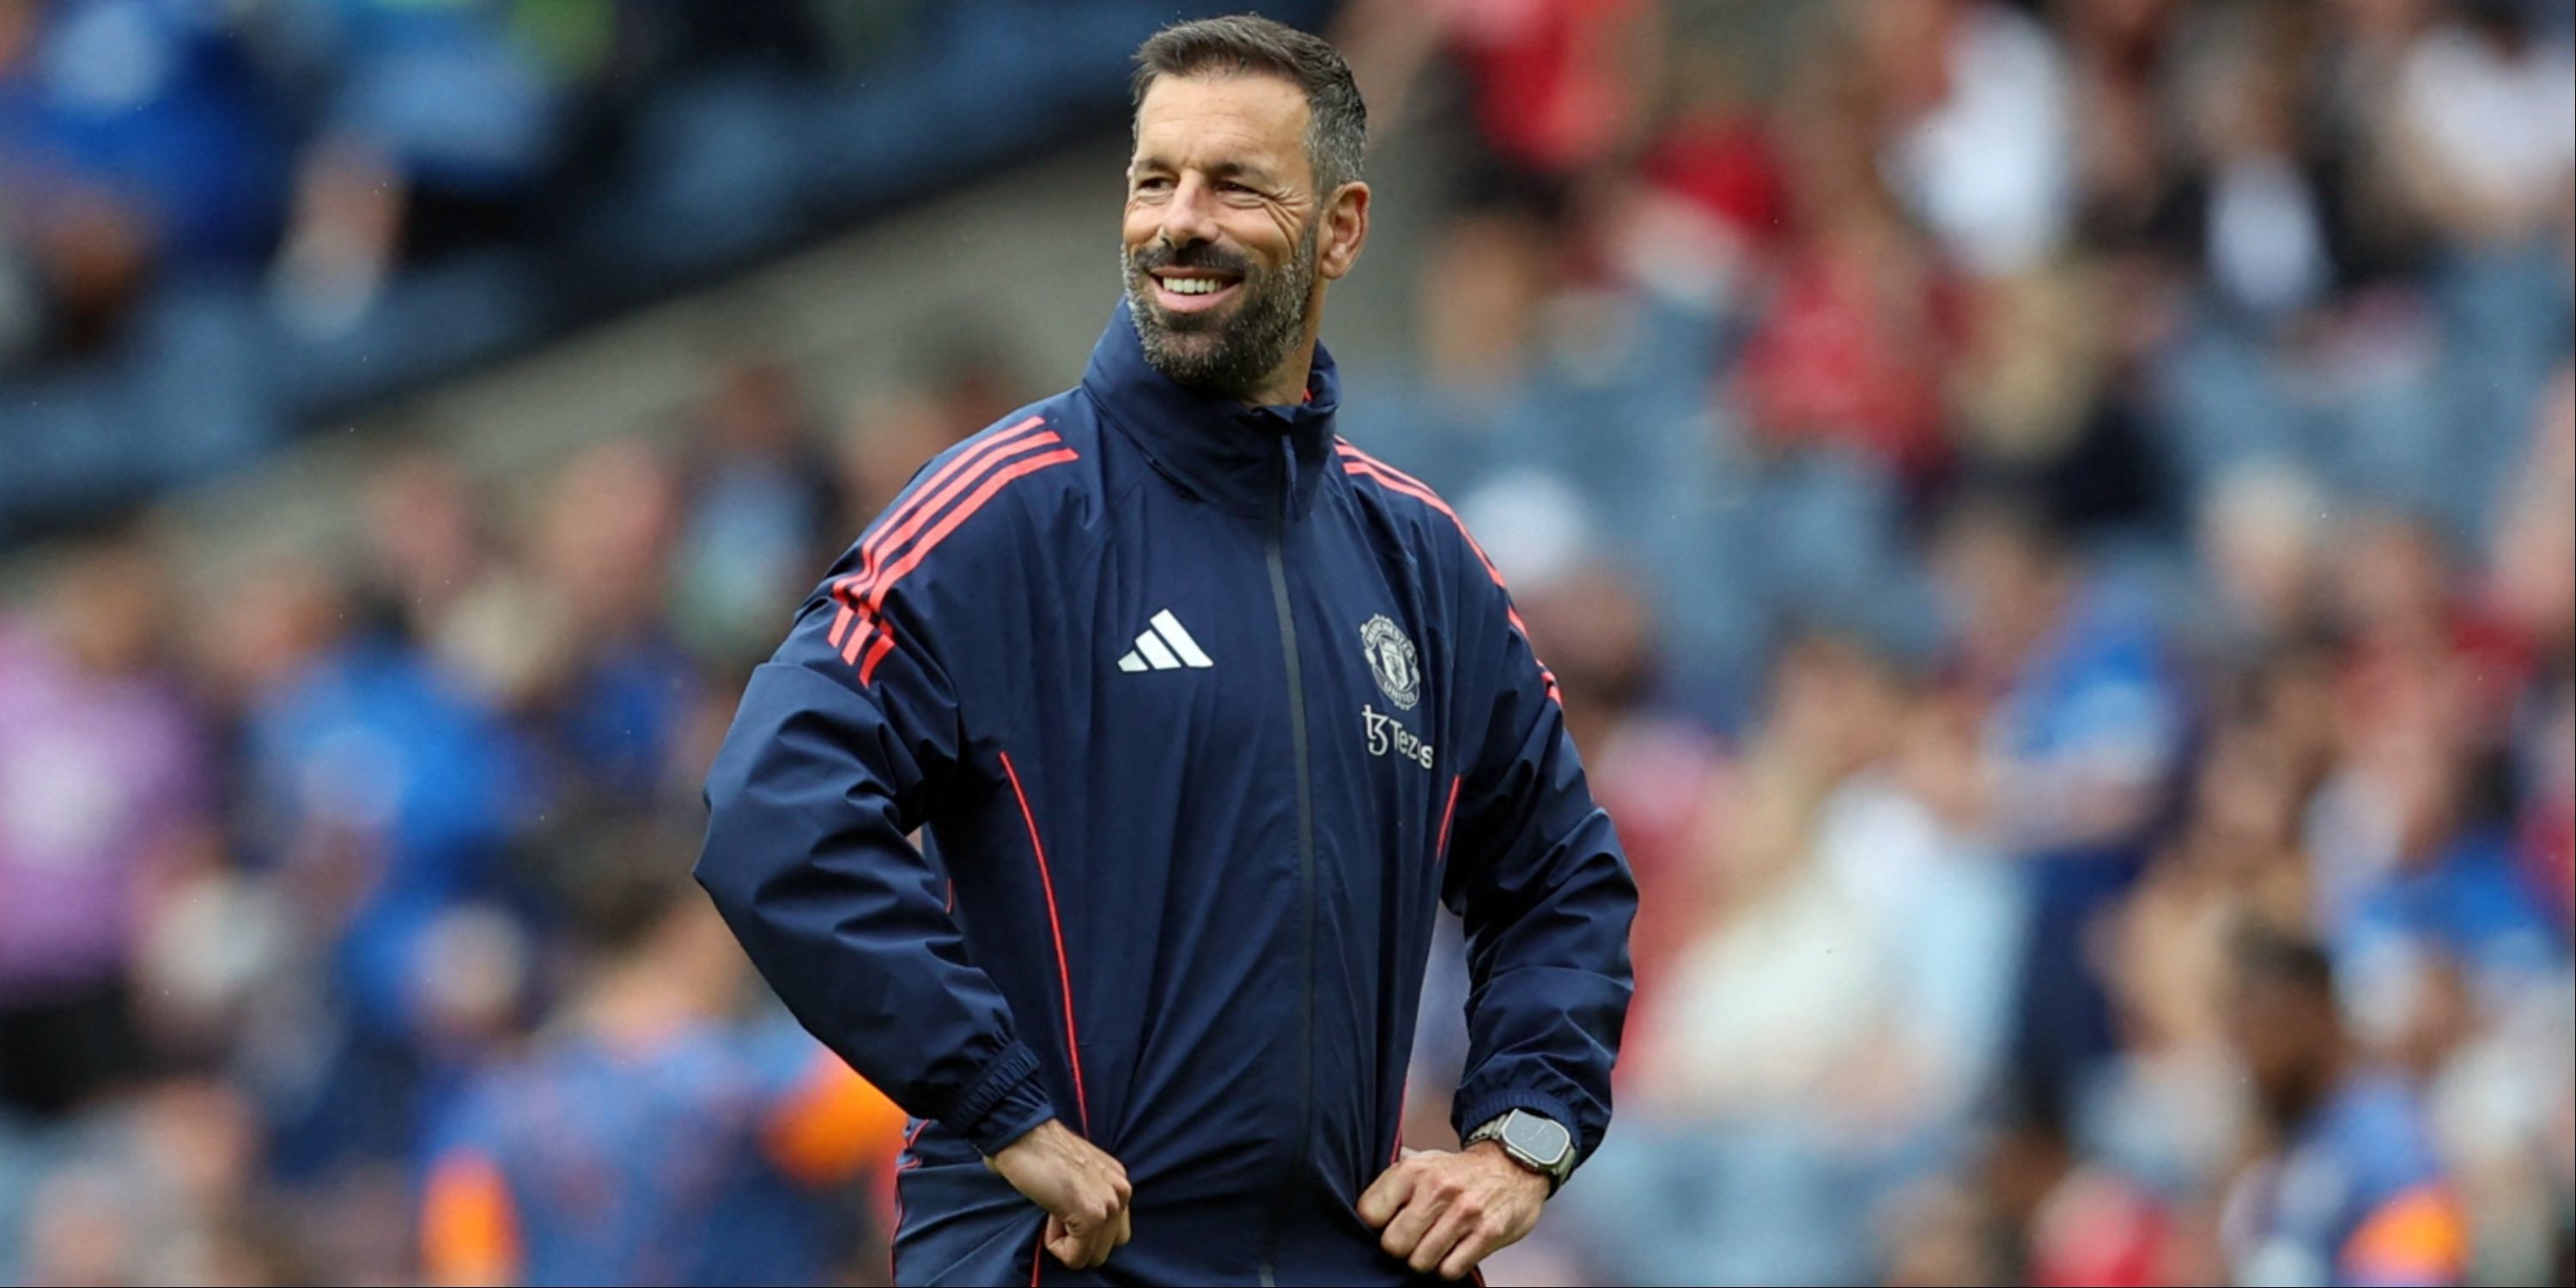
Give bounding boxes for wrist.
[981,1107,1060,1157]
[1465,1110,1576,1196]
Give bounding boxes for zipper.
[1256,434,1316,1287]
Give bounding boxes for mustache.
[1127,241,1257,277]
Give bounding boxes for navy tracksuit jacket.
[697,301,1637,1285]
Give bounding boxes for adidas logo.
[1117,610,1214,672]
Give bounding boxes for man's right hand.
[984,1119,1134,1269]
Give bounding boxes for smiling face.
[1123,72,1368,404]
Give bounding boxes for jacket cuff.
[944,1042,1059,1155]
[1452,1088,1587,1172]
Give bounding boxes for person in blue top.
[695,15,1637,1286]
[2223,926,2470,1287]
[422,859,903,1286]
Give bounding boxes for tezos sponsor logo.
[1364,704,1434,770]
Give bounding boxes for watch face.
[1504,1113,1572,1167]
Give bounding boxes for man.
[2221,927,2470,1286]
[696,15,1636,1285]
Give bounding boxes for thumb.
[1045,1214,1085,1267]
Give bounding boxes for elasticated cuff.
[944,1042,1060,1155]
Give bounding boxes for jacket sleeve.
[696,538,1058,1157]
[1440,575,1638,1176]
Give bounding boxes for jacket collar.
[1080,299,1340,519]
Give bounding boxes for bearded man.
[697,15,1636,1285]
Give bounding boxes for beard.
[1123,216,1319,398]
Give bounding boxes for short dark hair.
[1133,15,1366,193]
[2233,920,2336,999]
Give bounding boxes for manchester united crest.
[1360,615,1420,711]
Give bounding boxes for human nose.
[1156,173,1221,251]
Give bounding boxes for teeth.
[1164,277,1226,295]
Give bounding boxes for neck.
[1242,341,1315,407]
[1238,310,1324,408]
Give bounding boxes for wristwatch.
[1465,1109,1576,1194]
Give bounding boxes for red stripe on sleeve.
[830,416,1052,642]
[829,416,1048,641]
[835,446,1077,683]
[857,622,900,686]
[838,617,875,666]
[854,447,1078,621]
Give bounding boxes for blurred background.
[0,0,2570,1283]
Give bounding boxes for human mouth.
[1148,268,1243,314]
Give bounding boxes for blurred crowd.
[3,0,2573,1285]
[0,0,1323,538]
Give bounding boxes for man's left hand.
[1356,1143,1547,1280]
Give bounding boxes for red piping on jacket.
[1434,774,1462,864]
[999,750,1090,1135]
[1335,446,1564,706]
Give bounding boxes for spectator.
[0,538,210,1121]
[228,548,529,1171]
[1574,633,2017,1285]
[265,0,569,337]
[1865,0,2076,279]
[522,439,700,808]
[421,846,901,1287]
[1929,489,2185,1145]
[2222,926,2470,1286]
[0,0,283,356]
[671,355,841,666]
[2385,0,2576,249]
[1334,0,1662,186]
